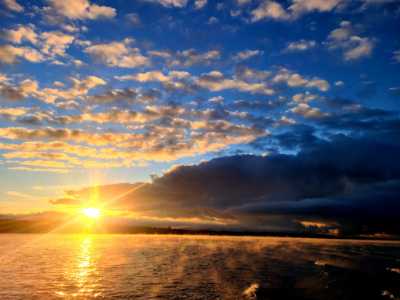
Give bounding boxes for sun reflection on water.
[56,235,102,298]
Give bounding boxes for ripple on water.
[0,235,399,299]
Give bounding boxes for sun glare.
[82,208,101,219]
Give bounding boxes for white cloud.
[40,31,75,57]
[285,40,316,52]
[197,71,275,95]
[272,68,330,91]
[393,50,400,63]
[289,0,343,17]
[60,24,87,33]
[279,115,296,125]
[146,0,188,8]
[2,0,23,12]
[327,21,374,61]
[124,71,170,83]
[251,1,289,22]
[343,36,374,60]
[85,39,150,68]
[125,13,141,25]
[0,73,8,82]
[250,0,342,22]
[0,75,106,104]
[3,25,37,44]
[47,0,116,20]
[170,49,220,67]
[290,103,327,118]
[0,45,44,64]
[118,69,275,95]
[0,107,29,117]
[236,0,252,6]
[194,0,207,9]
[335,80,344,86]
[233,50,263,61]
[207,16,218,24]
[328,21,352,41]
[116,70,192,91]
[292,92,317,103]
[3,26,75,59]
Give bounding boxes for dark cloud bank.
[50,124,400,236]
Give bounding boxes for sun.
[82,207,101,219]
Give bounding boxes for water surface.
[0,234,399,299]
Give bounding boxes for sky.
[0,0,400,235]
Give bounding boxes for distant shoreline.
[1,228,399,242]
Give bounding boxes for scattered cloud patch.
[250,0,343,22]
[194,0,207,9]
[85,39,149,68]
[251,1,289,22]
[145,0,188,8]
[327,21,375,61]
[394,50,400,63]
[233,50,263,61]
[272,68,330,91]
[2,0,23,12]
[45,0,116,20]
[285,40,316,52]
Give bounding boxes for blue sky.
[0,0,400,232]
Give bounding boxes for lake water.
[0,234,399,299]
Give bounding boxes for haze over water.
[1,234,400,300]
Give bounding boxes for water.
[0,234,399,299]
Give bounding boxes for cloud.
[0,45,44,64]
[85,39,150,68]
[2,0,23,12]
[117,69,275,95]
[233,50,263,61]
[389,87,400,97]
[288,0,343,17]
[194,0,207,9]
[196,71,275,95]
[250,0,343,22]
[2,25,38,44]
[327,21,375,61]
[116,70,194,92]
[243,283,259,299]
[235,66,271,81]
[46,0,116,20]
[342,37,374,60]
[272,68,330,91]
[125,13,141,25]
[292,92,318,103]
[290,103,328,119]
[2,26,75,60]
[394,50,400,63]
[0,122,266,170]
[47,133,400,234]
[6,191,35,199]
[118,66,330,96]
[0,75,105,104]
[40,31,75,57]
[0,89,270,167]
[0,107,29,119]
[145,0,188,8]
[236,0,251,5]
[251,1,289,22]
[285,40,316,52]
[170,49,221,67]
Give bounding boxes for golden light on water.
[82,208,101,219]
